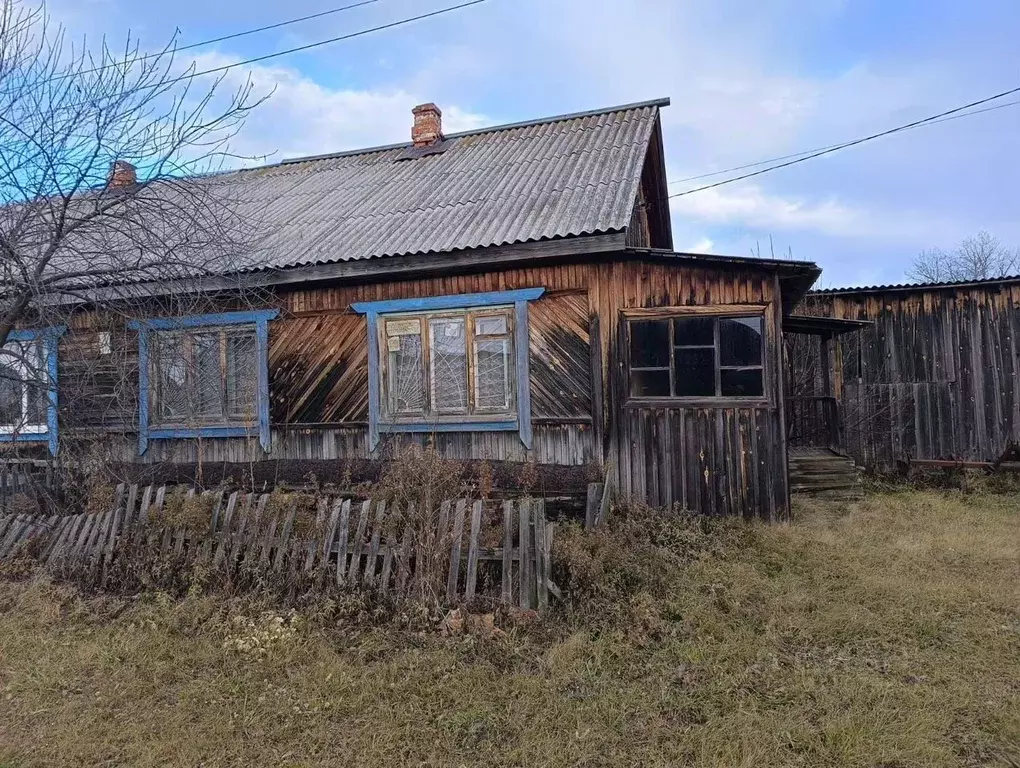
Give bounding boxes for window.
[0,337,46,434]
[150,327,258,426]
[628,314,765,399]
[381,308,515,421]
[351,288,545,450]
[128,310,278,455]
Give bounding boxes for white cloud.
[686,237,715,253]
[670,182,958,244]
[186,52,489,163]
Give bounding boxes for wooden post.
[346,500,371,584]
[585,483,601,529]
[534,500,548,611]
[518,499,532,610]
[335,499,352,585]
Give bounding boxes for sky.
[48,0,1020,288]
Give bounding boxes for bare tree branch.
[908,231,1019,283]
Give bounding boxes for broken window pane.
[388,332,425,415]
[630,320,670,367]
[720,317,763,367]
[674,347,715,396]
[721,368,764,397]
[674,317,715,346]
[226,332,257,419]
[631,369,670,397]
[475,338,510,409]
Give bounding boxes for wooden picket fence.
[0,460,55,514]
[0,484,560,611]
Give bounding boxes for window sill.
[0,432,50,442]
[624,397,771,409]
[378,421,519,434]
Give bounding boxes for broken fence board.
[464,500,483,601]
[446,499,467,601]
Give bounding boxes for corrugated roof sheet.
[201,98,668,270]
[810,274,1020,295]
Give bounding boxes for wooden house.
[794,277,1020,471]
[1,98,826,520]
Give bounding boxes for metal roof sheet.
[810,274,1020,295]
[201,98,669,271]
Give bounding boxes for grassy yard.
[0,490,1018,767]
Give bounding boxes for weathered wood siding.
[590,261,789,520]
[32,256,792,519]
[800,283,1020,469]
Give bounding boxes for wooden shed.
[795,277,1020,470]
[1,98,822,520]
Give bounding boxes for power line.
[668,86,1020,199]
[668,99,1020,186]
[53,0,379,82]
[174,0,489,84]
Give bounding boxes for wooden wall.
[800,284,1020,469]
[589,261,788,520]
[40,257,792,519]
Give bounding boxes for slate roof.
[207,98,669,271]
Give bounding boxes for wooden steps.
[789,449,863,498]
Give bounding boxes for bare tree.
[907,231,1019,283]
[0,0,270,455]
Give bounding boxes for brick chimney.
[108,160,137,188]
[411,103,443,147]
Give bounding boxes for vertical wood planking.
[501,500,514,603]
[518,499,532,610]
[464,500,483,601]
[446,499,467,601]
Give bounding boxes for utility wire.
[172,0,488,84]
[53,0,379,82]
[668,86,1020,199]
[669,99,1020,186]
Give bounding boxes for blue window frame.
[351,288,545,451]
[128,310,279,455]
[0,327,65,456]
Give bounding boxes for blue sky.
[51,0,1020,287]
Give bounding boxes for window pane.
[721,368,764,397]
[388,332,425,414]
[0,359,21,427]
[720,317,763,367]
[226,332,257,419]
[630,320,670,367]
[154,334,188,422]
[430,318,468,412]
[475,338,510,410]
[194,333,223,419]
[475,315,508,336]
[674,317,715,346]
[674,347,716,396]
[631,369,670,397]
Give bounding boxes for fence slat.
[501,501,514,604]
[446,499,467,601]
[519,499,532,610]
[364,501,386,587]
[121,484,140,545]
[535,500,548,612]
[273,509,296,572]
[585,483,600,530]
[39,515,70,562]
[544,521,561,601]
[241,494,269,571]
[46,514,81,568]
[320,499,342,575]
[335,499,352,586]
[395,518,414,593]
[213,492,239,569]
[464,500,483,601]
[380,509,399,590]
[346,501,371,585]
[303,498,329,573]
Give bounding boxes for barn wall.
[800,284,1020,469]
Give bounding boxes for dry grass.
[0,490,1018,767]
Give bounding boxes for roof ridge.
[271,97,669,168]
